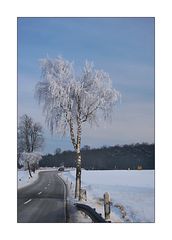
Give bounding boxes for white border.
[0,0,172,239]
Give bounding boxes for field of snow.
[63,169,155,223]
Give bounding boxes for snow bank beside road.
[17,170,39,189]
[63,169,155,223]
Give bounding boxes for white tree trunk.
[75,149,81,199]
[68,118,81,199]
[75,113,82,199]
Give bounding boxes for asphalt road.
[17,171,67,223]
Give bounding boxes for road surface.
[17,171,67,223]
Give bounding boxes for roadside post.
[104,192,111,221]
[80,188,87,201]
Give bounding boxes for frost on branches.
[19,152,42,177]
[35,56,120,199]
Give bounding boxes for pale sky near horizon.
[18,17,154,154]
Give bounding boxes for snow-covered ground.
[18,168,154,223]
[62,169,155,223]
[18,170,39,189]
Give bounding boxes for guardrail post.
[104,192,111,221]
[80,188,87,201]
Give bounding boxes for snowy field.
[63,169,155,223]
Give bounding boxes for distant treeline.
[39,143,155,170]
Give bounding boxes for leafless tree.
[54,148,61,155]
[18,114,44,177]
[35,57,120,199]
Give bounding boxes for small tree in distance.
[81,145,91,151]
[54,148,61,155]
[18,114,44,177]
[35,57,120,200]
[19,152,42,177]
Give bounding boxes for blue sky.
[18,17,154,154]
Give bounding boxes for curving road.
[17,171,67,223]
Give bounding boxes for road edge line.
[56,173,68,223]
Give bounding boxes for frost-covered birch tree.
[35,57,120,199]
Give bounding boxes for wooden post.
[80,188,87,201]
[104,192,110,221]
